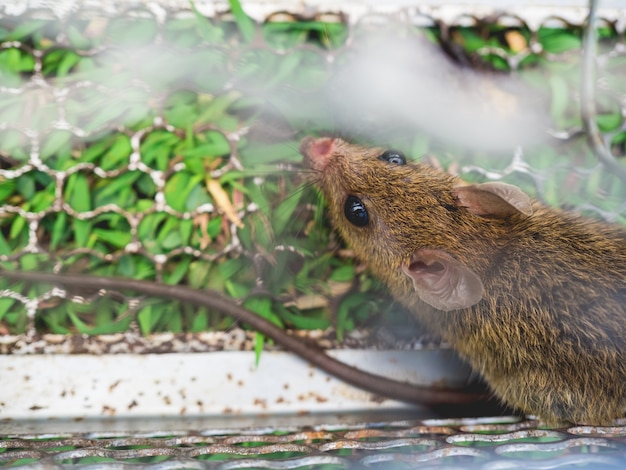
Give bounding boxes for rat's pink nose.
[300,137,336,172]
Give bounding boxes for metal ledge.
[1,0,624,27]
[0,349,475,433]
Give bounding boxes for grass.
[0,1,624,339]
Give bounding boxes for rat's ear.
[402,248,484,311]
[451,182,532,218]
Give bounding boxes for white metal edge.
[0,0,623,28]
[0,349,473,432]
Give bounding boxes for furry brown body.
[301,136,626,425]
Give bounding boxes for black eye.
[344,195,369,227]
[379,149,406,165]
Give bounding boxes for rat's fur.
[302,136,626,425]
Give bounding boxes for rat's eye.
[344,195,369,227]
[379,150,406,165]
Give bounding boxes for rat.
[300,136,626,425]
[0,269,493,410]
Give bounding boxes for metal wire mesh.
[3,417,626,469]
[0,3,626,351]
[1,0,625,341]
[1,1,626,467]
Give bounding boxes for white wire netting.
[1,0,624,344]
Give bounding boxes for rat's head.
[300,136,532,312]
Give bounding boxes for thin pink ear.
[451,182,532,218]
[401,248,484,311]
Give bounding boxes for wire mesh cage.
[1,0,626,467]
[3,416,626,469]
[1,0,625,341]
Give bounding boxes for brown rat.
[0,269,492,409]
[300,136,626,425]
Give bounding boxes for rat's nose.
[300,137,336,172]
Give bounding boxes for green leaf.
[161,229,183,250]
[178,219,193,245]
[0,179,15,203]
[66,173,92,247]
[272,192,301,235]
[138,305,154,335]
[242,296,284,328]
[164,104,199,129]
[267,52,303,87]
[80,97,132,133]
[9,215,26,240]
[454,28,487,53]
[73,219,92,248]
[67,173,92,212]
[88,315,134,335]
[206,216,223,238]
[0,230,12,255]
[30,189,54,212]
[164,172,205,212]
[185,183,212,210]
[16,175,35,199]
[189,0,224,43]
[92,228,132,249]
[99,134,133,169]
[196,91,241,124]
[164,257,192,285]
[137,212,165,241]
[0,48,35,73]
[596,112,622,132]
[225,280,248,298]
[191,309,208,332]
[80,137,110,163]
[262,22,308,50]
[94,171,141,203]
[254,332,265,366]
[67,308,90,334]
[248,212,273,251]
[166,306,183,332]
[538,28,581,53]
[0,297,15,323]
[228,0,256,43]
[216,259,242,280]
[41,130,73,162]
[66,24,93,49]
[57,50,81,77]
[183,154,208,176]
[277,305,329,330]
[329,265,355,282]
[335,294,367,341]
[50,211,68,251]
[159,217,186,249]
[180,142,230,160]
[8,20,46,41]
[39,308,70,334]
[140,130,180,169]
